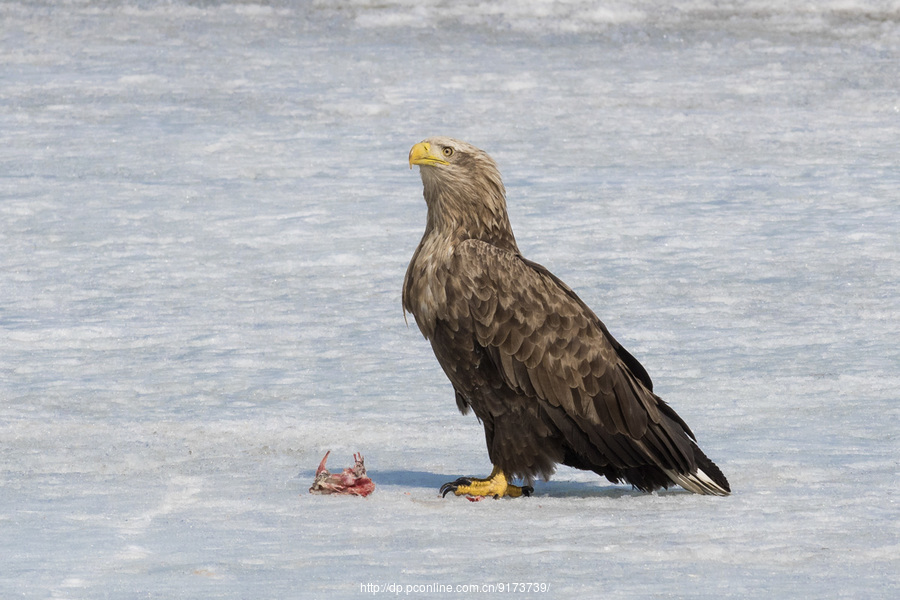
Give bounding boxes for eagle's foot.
[440,466,533,499]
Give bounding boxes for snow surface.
[1,1,898,598]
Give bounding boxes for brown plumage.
[404,137,730,497]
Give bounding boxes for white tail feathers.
[663,468,731,496]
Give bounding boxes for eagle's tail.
[664,442,731,496]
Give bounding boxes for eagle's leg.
[440,465,533,499]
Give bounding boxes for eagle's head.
[408,137,515,250]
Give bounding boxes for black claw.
[522,485,534,497]
[440,477,471,497]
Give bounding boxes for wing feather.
[451,241,671,448]
[430,239,704,481]
[624,371,658,426]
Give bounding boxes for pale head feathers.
[412,137,518,253]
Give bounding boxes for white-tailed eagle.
[404,137,730,498]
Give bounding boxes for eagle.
[404,137,730,498]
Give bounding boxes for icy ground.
[1,1,898,598]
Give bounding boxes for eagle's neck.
[421,174,519,253]
[403,170,518,338]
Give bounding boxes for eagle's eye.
[442,147,454,158]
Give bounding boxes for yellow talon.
[440,466,533,498]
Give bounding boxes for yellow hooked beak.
[409,142,449,169]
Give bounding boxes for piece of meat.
[308,451,375,497]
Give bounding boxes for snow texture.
[1,1,898,598]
